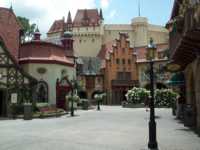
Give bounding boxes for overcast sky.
[0,0,174,38]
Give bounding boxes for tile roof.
[73,9,101,27]
[0,7,22,61]
[19,41,74,66]
[48,19,65,34]
[97,41,114,60]
[135,43,168,60]
[79,57,102,75]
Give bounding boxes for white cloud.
[0,0,96,37]
[100,0,110,9]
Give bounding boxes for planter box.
[123,103,145,108]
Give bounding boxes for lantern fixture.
[146,37,157,61]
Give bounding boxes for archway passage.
[78,91,87,99]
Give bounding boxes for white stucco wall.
[21,63,76,105]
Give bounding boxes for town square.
[0,0,200,149]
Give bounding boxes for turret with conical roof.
[33,27,41,40]
[99,8,104,20]
[66,11,73,31]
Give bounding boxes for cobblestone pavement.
[0,106,200,150]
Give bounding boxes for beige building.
[47,9,169,58]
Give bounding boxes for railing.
[169,4,200,58]
[111,80,139,86]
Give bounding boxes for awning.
[166,72,185,86]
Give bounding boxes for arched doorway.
[36,81,48,103]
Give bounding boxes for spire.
[138,0,141,17]
[33,26,41,40]
[9,3,13,12]
[66,11,73,31]
[67,11,72,24]
[99,8,104,20]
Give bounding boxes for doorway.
[0,90,6,117]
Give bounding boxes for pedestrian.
[176,93,186,119]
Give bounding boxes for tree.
[17,16,37,41]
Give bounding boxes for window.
[116,58,120,64]
[122,59,125,65]
[79,39,82,43]
[117,72,131,80]
[92,38,95,43]
[128,59,131,65]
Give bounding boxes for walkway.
[0,106,200,150]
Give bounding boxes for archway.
[78,91,88,99]
[36,81,48,103]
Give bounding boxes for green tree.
[17,16,37,41]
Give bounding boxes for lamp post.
[70,79,77,117]
[146,38,158,149]
[97,98,101,111]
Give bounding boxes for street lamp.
[70,79,76,117]
[146,37,158,149]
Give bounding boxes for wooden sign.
[11,93,17,104]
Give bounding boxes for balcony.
[111,80,139,87]
[169,4,200,67]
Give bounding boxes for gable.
[0,40,37,89]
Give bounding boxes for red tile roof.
[48,9,101,34]
[19,41,74,66]
[73,9,101,27]
[0,7,22,61]
[97,41,114,60]
[135,43,168,60]
[48,19,65,34]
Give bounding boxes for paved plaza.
[0,106,200,150]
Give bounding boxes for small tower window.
[92,38,95,43]
[122,59,125,65]
[116,58,120,64]
[128,59,131,64]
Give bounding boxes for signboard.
[11,93,17,104]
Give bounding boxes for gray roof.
[79,57,102,75]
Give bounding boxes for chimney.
[33,27,41,41]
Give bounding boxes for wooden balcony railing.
[169,4,200,59]
[111,80,139,86]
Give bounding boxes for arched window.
[36,81,48,103]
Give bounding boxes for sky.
[0,0,174,37]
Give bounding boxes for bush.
[126,87,178,108]
[125,87,150,104]
[155,89,178,108]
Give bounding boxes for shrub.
[126,87,178,107]
[155,89,178,108]
[125,87,150,104]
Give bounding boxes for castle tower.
[131,17,148,47]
